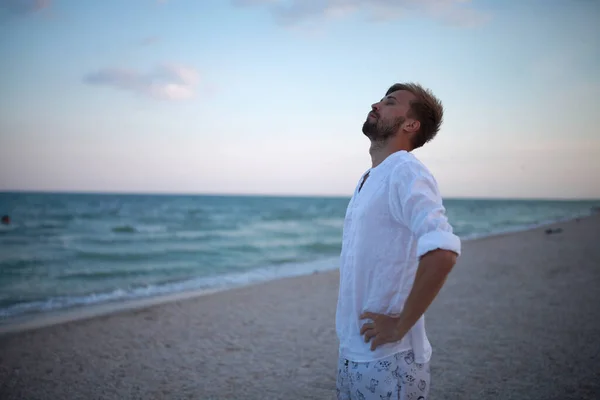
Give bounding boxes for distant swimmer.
[1,215,10,225]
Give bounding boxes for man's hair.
[385,83,444,149]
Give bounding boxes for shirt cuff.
[417,230,461,259]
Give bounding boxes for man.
[335,83,461,400]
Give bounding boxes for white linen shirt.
[335,150,461,364]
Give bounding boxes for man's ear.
[403,119,420,133]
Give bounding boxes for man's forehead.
[384,89,415,102]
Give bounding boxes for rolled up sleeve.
[389,161,461,259]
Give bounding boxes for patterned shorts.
[336,349,430,400]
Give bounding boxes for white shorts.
[336,349,431,400]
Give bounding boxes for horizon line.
[1,189,599,202]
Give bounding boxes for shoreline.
[0,212,594,337]
[0,256,341,336]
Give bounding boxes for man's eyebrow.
[382,95,398,102]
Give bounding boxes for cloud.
[0,0,50,14]
[83,64,202,101]
[232,0,488,27]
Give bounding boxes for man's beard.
[362,116,405,142]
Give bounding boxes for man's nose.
[371,103,379,111]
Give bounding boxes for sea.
[1,192,599,323]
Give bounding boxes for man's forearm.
[395,249,457,336]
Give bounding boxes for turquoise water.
[1,192,598,321]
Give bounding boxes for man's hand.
[359,312,407,351]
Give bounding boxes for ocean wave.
[267,257,307,265]
[0,256,340,320]
[58,265,193,281]
[68,239,275,261]
[112,225,136,233]
[0,258,46,271]
[11,220,69,231]
[76,230,228,246]
[73,246,211,261]
[299,241,342,254]
[0,288,132,319]
[0,225,16,234]
[75,209,121,219]
[459,211,596,241]
[314,217,344,228]
[186,208,208,216]
[257,206,325,222]
[110,224,167,234]
[173,230,229,240]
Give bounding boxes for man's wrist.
[394,316,410,340]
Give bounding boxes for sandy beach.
[1,215,599,399]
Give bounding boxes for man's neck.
[369,140,411,168]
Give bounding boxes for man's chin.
[362,122,376,136]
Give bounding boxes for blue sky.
[1,0,598,199]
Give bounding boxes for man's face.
[362,90,413,142]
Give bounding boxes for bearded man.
[335,83,461,400]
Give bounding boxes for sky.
[0,0,599,199]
